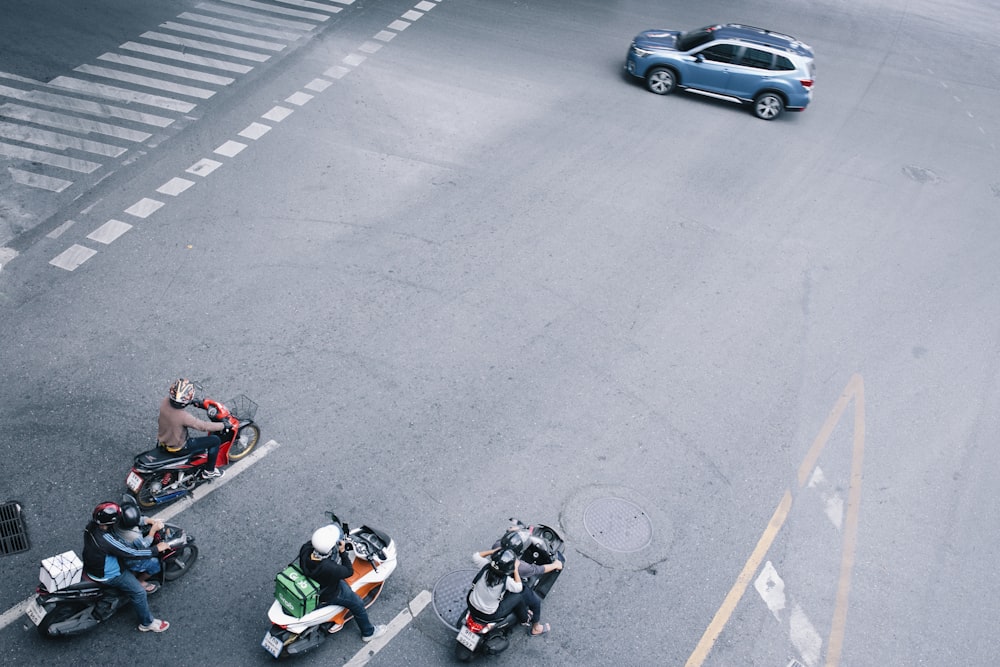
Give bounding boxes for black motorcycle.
[26,498,197,638]
[453,521,565,661]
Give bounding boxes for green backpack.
[274,563,322,617]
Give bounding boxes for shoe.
[139,619,169,633]
[200,468,225,480]
[362,625,387,642]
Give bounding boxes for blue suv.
[625,24,815,120]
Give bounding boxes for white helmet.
[311,524,343,557]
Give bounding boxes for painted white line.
[6,85,176,127]
[262,106,294,122]
[10,169,73,193]
[343,590,432,666]
[0,103,152,142]
[239,122,272,140]
[124,198,165,219]
[120,41,254,74]
[46,220,77,239]
[373,30,396,42]
[178,12,304,41]
[754,561,786,621]
[141,32,273,63]
[0,247,18,270]
[215,140,247,157]
[304,78,332,92]
[277,0,344,14]
[187,158,223,177]
[195,3,318,31]
[358,41,382,54]
[74,64,217,100]
[0,439,281,631]
[48,76,198,113]
[285,91,313,106]
[387,20,410,31]
[323,65,350,79]
[790,604,822,667]
[0,140,101,173]
[50,244,97,271]
[87,219,133,244]
[214,0,330,22]
[415,1,436,10]
[159,22,287,52]
[401,10,423,21]
[342,53,366,67]
[98,53,235,85]
[0,120,127,157]
[157,177,196,196]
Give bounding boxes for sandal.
[141,581,159,594]
[529,622,550,637]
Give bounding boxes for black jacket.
[298,542,353,597]
[82,521,155,580]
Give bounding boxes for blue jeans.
[126,556,161,576]
[105,569,154,626]
[321,580,375,637]
[182,435,221,470]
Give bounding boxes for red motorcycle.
[126,393,260,508]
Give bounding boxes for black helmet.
[93,502,121,526]
[119,503,141,529]
[490,549,517,576]
[499,530,526,557]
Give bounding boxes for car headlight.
[631,44,654,58]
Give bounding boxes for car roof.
[709,23,813,58]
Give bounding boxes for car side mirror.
[694,54,705,63]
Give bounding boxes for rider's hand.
[156,542,170,553]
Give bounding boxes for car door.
[682,43,740,94]
[725,47,775,99]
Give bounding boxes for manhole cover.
[0,501,29,555]
[583,497,652,552]
[431,569,477,629]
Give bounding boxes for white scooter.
[261,513,397,659]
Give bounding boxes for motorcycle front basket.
[228,395,258,421]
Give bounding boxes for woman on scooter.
[469,548,550,637]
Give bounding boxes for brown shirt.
[157,397,222,452]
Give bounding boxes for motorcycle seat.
[135,447,189,467]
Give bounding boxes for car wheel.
[753,92,784,120]
[645,67,676,95]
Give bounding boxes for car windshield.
[677,27,716,52]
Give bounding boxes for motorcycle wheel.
[134,475,161,509]
[37,603,87,639]
[454,642,475,663]
[163,543,199,581]
[226,423,260,461]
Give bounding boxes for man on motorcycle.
[82,502,170,632]
[157,378,228,479]
[471,544,556,637]
[298,525,387,643]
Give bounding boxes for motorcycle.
[454,520,565,662]
[126,390,260,508]
[261,512,397,659]
[26,496,198,638]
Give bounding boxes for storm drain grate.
[431,569,478,630]
[0,501,29,555]
[583,497,652,552]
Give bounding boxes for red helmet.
[93,502,121,526]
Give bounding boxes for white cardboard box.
[40,550,83,592]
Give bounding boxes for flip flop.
[529,623,550,637]
[141,581,160,594]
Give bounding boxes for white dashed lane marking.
[87,219,132,245]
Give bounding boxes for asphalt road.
[2,0,1000,666]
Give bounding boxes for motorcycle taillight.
[465,616,487,633]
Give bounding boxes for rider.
[115,502,165,593]
[157,378,228,480]
[468,547,550,637]
[82,502,170,633]
[298,524,387,643]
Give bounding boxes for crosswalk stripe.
[3,86,174,127]
[97,53,235,86]
[0,140,102,173]
[0,120,127,157]
[159,21,287,51]
[140,31,273,62]
[75,64,217,100]
[216,0,330,22]
[273,0,345,13]
[48,75,198,112]
[0,103,152,142]
[9,168,73,193]
[119,42,253,74]
[194,2,318,31]
[178,12,304,41]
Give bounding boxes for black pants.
[181,435,221,470]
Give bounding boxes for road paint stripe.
[0,103,152,142]
[48,76,197,113]
[157,177,196,196]
[186,157,223,176]
[304,78,332,92]
[685,489,793,667]
[0,120,127,157]
[262,105,293,122]
[415,1,436,10]
[387,20,410,31]
[214,139,246,157]
[342,53,366,67]
[790,604,823,667]
[10,168,73,193]
[120,41,254,74]
[0,440,280,630]
[140,32,273,62]
[75,64,218,99]
[96,53,235,86]
[238,122,271,139]
[87,219,132,244]
[807,467,844,531]
[216,0,330,22]
[124,198,165,218]
[178,12,304,41]
[46,220,78,239]
[159,21,288,51]
[0,84,176,127]
[285,91,313,105]
[343,590,432,666]
[754,561,786,621]
[401,10,423,21]
[0,141,102,173]
[274,0,344,14]
[50,244,97,270]
[324,65,350,79]
[358,41,382,55]
[373,30,395,42]
[194,3,317,31]
[0,247,19,269]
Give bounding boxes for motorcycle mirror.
[326,511,341,526]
